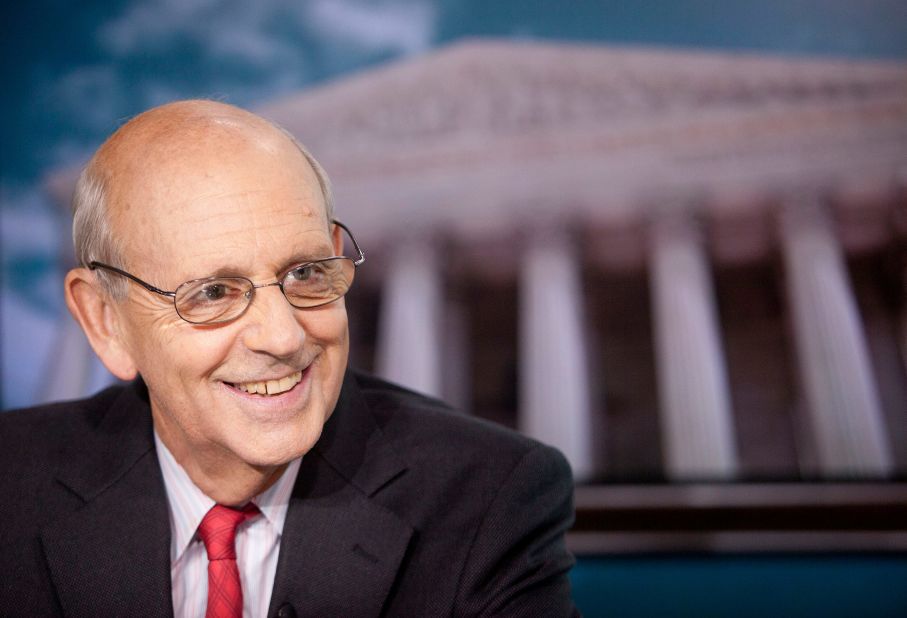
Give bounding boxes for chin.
[237,423,323,468]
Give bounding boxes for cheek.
[302,304,349,388]
[169,335,233,379]
[117,306,178,366]
[302,301,349,346]
[123,313,232,388]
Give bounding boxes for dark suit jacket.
[0,370,577,617]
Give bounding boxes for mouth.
[226,370,304,397]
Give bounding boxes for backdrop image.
[3,2,907,616]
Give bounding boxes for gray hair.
[72,121,334,300]
[72,166,128,298]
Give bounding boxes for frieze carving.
[264,41,907,150]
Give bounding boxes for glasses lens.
[282,257,354,308]
[174,277,253,324]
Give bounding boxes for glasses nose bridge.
[248,278,292,307]
[252,279,283,290]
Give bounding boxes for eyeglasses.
[89,219,365,325]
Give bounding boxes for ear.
[64,268,138,381]
[331,221,344,256]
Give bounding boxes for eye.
[288,262,332,284]
[179,279,248,307]
[281,258,353,307]
[289,265,315,281]
[174,277,252,323]
[203,283,227,300]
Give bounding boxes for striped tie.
[198,503,261,618]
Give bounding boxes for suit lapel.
[268,371,413,617]
[40,381,173,617]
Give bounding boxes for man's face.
[108,120,348,474]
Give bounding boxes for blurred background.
[3,1,907,615]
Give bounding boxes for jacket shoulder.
[2,386,123,453]
[349,372,576,615]
[0,385,128,496]
[352,370,550,468]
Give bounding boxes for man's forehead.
[110,163,327,263]
[127,201,332,284]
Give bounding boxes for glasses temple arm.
[331,219,365,266]
[88,261,177,298]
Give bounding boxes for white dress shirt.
[154,432,301,618]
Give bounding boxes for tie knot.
[198,503,261,561]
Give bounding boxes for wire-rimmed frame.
[88,219,365,325]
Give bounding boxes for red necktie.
[198,503,261,618]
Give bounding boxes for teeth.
[235,371,302,396]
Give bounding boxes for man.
[0,100,577,616]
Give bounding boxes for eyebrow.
[196,245,337,281]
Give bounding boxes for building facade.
[49,41,907,491]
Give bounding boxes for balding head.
[72,100,333,297]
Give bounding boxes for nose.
[240,283,305,359]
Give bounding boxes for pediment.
[256,40,907,239]
[261,39,905,150]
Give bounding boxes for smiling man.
[0,100,577,617]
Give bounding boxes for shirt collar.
[154,431,302,563]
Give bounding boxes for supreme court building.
[49,40,907,552]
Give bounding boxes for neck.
[152,415,287,506]
[190,457,287,506]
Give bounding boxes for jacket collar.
[42,380,174,617]
[313,370,409,497]
[267,370,413,616]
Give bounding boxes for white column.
[779,195,893,477]
[519,228,594,480]
[650,210,738,479]
[41,318,96,402]
[375,240,443,397]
